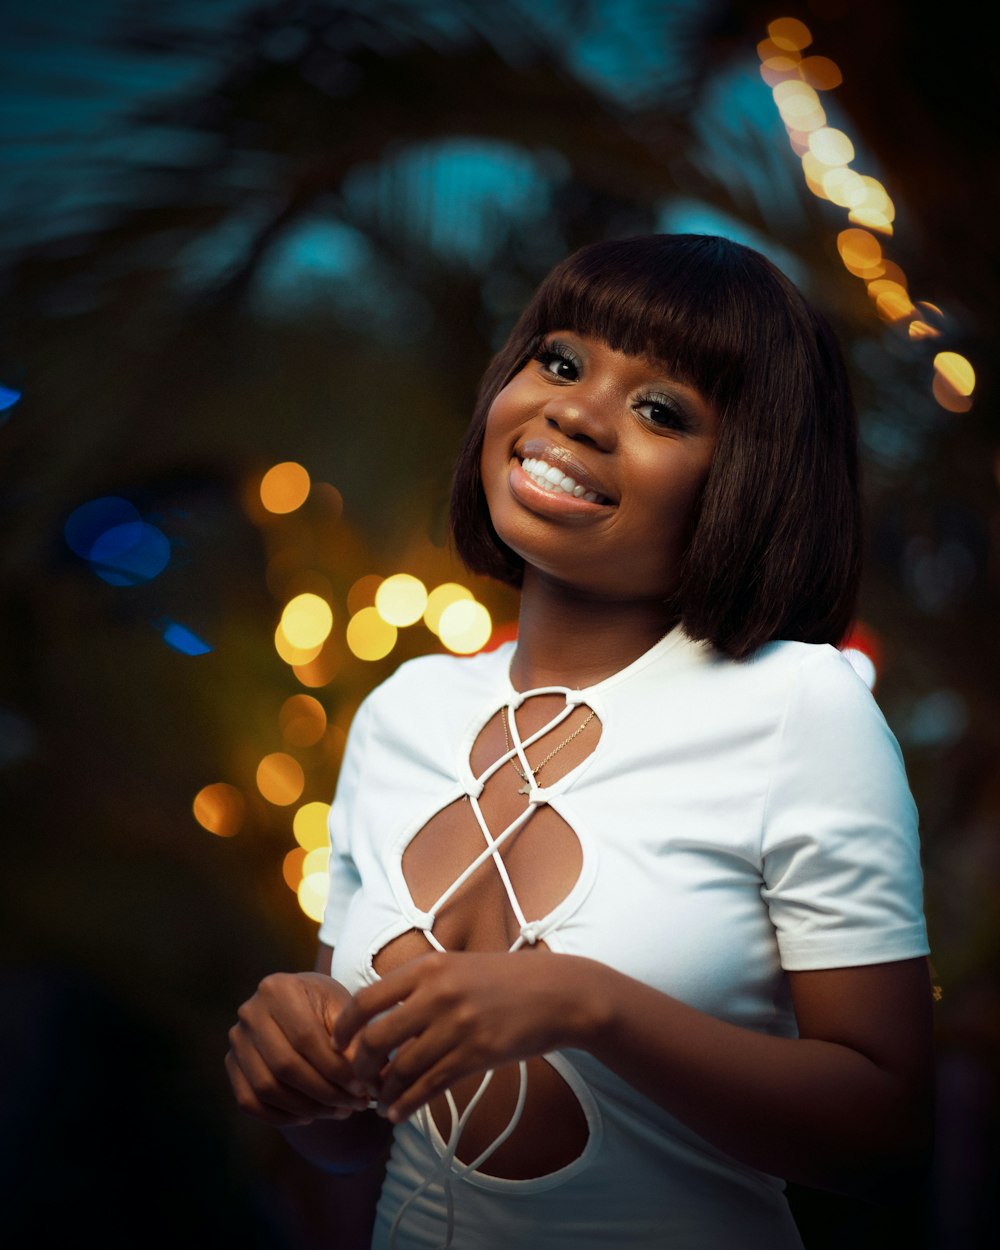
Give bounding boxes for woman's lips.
[520,456,608,503]
[515,440,616,505]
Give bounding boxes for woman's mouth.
[519,456,610,505]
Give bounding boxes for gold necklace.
[501,707,596,795]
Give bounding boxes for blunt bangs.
[518,234,787,414]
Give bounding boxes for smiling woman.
[480,331,719,606]
[226,235,931,1250]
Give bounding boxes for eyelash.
[634,394,692,433]
[533,339,693,433]
[534,340,580,381]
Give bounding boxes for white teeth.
[521,457,606,503]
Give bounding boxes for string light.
[759,17,976,412]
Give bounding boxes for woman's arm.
[225,943,393,1174]
[332,948,933,1194]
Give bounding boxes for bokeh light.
[256,752,305,805]
[311,481,344,518]
[0,384,23,415]
[65,497,140,557]
[837,228,884,277]
[799,55,842,90]
[193,782,246,837]
[932,372,974,414]
[62,493,169,586]
[293,800,331,851]
[162,622,213,655]
[375,573,428,626]
[280,694,327,746]
[773,81,825,131]
[873,285,916,322]
[822,167,867,208]
[768,16,812,51]
[293,640,342,687]
[346,606,397,660]
[757,38,796,62]
[260,461,311,513]
[439,599,492,654]
[808,127,854,167]
[302,846,330,878]
[759,56,801,89]
[274,622,323,666]
[97,522,172,585]
[424,582,474,634]
[934,352,976,397]
[280,592,333,649]
[297,871,329,922]
[282,846,307,891]
[761,16,974,410]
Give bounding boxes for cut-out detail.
[431,1053,590,1179]
[375,692,601,1206]
[372,928,432,979]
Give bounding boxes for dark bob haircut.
[449,234,860,661]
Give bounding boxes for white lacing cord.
[388,696,577,1248]
[388,1060,529,1250]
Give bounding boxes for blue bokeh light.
[162,622,213,655]
[65,496,142,558]
[89,521,171,585]
[65,497,172,585]
[0,384,22,413]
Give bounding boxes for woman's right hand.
[226,971,372,1127]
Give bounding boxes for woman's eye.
[536,345,580,381]
[635,397,689,431]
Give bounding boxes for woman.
[226,235,932,1249]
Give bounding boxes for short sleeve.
[317,696,373,949]
[760,647,930,971]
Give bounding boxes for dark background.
[1,2,996,1246]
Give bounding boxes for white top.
[320,628,929,1249]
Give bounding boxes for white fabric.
[319,628,929,1249]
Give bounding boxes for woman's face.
[481,331,720,603]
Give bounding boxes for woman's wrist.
[547,954,618,1053]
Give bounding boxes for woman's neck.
[509,569,679,691]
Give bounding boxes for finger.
[368,1002,486,1114]
[253,975,357,1086]
[229,1018,369,1113]
[241,989,368,1100]
[347,991,444,1090]
[332,967,421,1053]
[382,1040,477,1130]
[225,1048,347,1126]
[228,1030,368,1119]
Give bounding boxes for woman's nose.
[542,387,617,450]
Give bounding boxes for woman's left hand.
[331,950,604,1123]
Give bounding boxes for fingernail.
[347,1081,366,1098]
[375,1102,389,1118]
